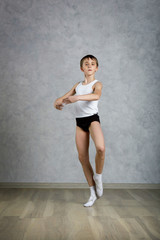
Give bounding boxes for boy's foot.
[93,173,103,198]
[83,195,97,207]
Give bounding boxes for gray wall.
[0,0,160,183]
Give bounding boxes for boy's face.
[81,58,98,76]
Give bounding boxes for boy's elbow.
[95,94,100,100]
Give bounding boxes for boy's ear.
[80,67,84,72]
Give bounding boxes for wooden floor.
[0,188,160,240]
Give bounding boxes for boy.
[54,55,105,207]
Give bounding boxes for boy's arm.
[63,82,102,104]
[78,82,102,101]
[54,82,80,110]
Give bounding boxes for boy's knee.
[96,145,105,156]
[78,154,89,165]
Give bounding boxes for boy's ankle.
[94,172,102,180]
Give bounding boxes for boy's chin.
[86,72,94,76]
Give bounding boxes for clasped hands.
[54,95,78,110]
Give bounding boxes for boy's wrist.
[76,95,80,101]
[58,97,63,102]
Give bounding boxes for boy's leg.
[76,126,97,206]
[89,121,105,197]
[89,121,105,174]
[75,126,95,187]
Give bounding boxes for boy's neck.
[83,75,96,84]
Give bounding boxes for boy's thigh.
[89,121,105,150]
[75,126,90,155]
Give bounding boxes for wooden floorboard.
[0,182,160,189]
[0,188,160,240]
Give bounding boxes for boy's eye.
[85,63,95,65]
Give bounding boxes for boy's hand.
[63,95,78,104]
[55,104,63,110]
[54,98,64,110]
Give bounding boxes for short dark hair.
[80,55,99,68]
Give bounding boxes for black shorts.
[76,113,100,132]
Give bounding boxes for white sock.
[83,186,97,207]
[93,172,103,198]
[90,186,96,196]
[95,173,102,180]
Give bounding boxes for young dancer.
[54,55,105,207]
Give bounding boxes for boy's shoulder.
[75,81,81,87]
[72,81,81,91]
[94,80,103,87]
[96,80,102,83]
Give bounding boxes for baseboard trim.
[0,182,160,189]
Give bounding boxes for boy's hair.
[80,54,99,68]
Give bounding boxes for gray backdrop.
[0,0,160,183]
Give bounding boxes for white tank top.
[74,79,99,118]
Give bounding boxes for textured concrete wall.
[0,0,160,183]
